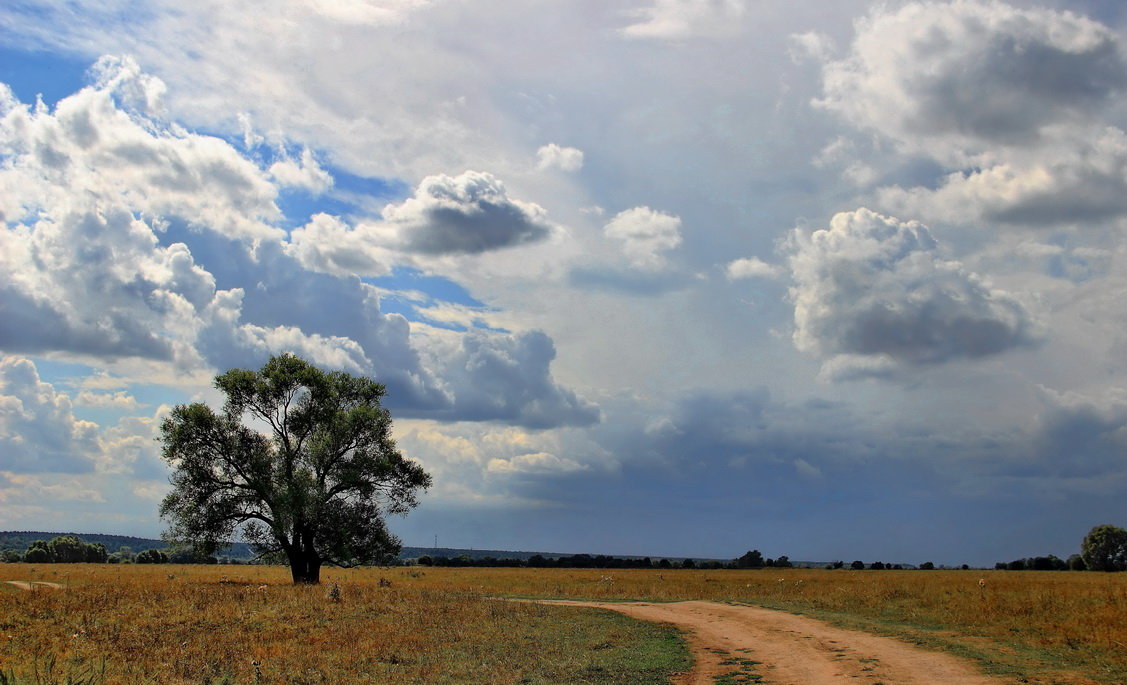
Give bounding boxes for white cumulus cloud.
[536,143,584,172]
[818,0,1126,159]
[788,208,1039,380]
[604,206,683,270]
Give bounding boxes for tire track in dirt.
[533,599,1010,684]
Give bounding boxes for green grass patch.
[747,599,1127,685]
[498,604,691,684]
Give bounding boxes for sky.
[3,0,1127,567]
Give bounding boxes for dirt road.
[3,580,64,590]
[536,599,1008,684]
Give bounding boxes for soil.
[536,599,1013,684]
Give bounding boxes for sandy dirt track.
[535,599,1009,684]
[3,580,64,590]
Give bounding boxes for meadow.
[1,564,1124,683]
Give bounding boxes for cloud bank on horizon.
[3,0,1127,565]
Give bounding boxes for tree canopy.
[1081,524,1127,572]
[159,354,431,583]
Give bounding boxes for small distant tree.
[1067,554,1087,571]
[919,561,935,570]
[681,558,696,569]
[1081,524,1127,572]
[849,560,865,570]
[159,354,431,584]
[1,549,21,563]
[775,555,793,568]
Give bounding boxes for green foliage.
[1081,524,1127,572]
[920,561,935,570]
[159,353,431,584]
[15,535,109,564]
[23,546,50,564]
[135,549,168,564]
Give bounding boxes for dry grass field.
[420,566,1127,684]
[0,564,687,684]
[1,563,1125,683]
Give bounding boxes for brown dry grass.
[3,564,1125,683]
[0,564,687,684]
[404,566,1127,683]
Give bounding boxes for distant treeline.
[0,534,246,565]
[994,555,1087,571]
[0,531,253,562]
[416,549,799,570]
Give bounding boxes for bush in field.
[135,549,168,564]
[1081,524,1127,572]
[0,549,20,563]
[850,560,865,570]
[1068,554,1087,571]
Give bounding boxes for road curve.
[533,599,1010,684]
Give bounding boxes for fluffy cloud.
[788,208,1038,379]
[878,127,1127,228]
[536,143,584,172]
[726,256,782,280]
[621,0,747,40]
[819,0,1126,157]
[0,59,594,430]
[376,171,553,255]
[0,56,280,239]
[268,148,333,193]
[604,206,682,270]
[0,357,100,473]
[287,213,396,277]
[74,390,142,410]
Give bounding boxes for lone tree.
[159,354,431,584]
[1081,524,1127,572]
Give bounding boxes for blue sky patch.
[0,47,89,107]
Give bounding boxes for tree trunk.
[288,550,322,584]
